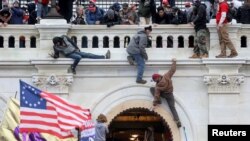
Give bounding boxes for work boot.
[150,87,155,95]
[200,53,208,58]
[71,65,76,75]
[136,79,147,84]
[153,96,162,106]
[215,54,227,58]
[228,51,238,58]
[176,120,182,128]
[127,56,135,65]
[189,53,200,59]
[105,50,111,59]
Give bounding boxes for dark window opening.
[167,36,173,48]
[178,36,184,48]
[30,36,36,48]
[241,36,247,48]
[9,36,15,48]
[82,36,88,48]
[114,36,120,48]
[103,36,109,48]
[156,36,163,48]
[92,36,99,48]
[188,36,194,48]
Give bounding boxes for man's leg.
[220,25,238,58]
[150,87,161,105]
[67,53,82,74]
[190,31,200,58]
[216,27,227,58]
[77,51,105,59]
[164,93,182,128]
[197,29,208,58]
[132,54,146,84]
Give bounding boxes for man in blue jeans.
[51,35,110,74]
[126,26,152,84]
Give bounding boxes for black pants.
[150,87,180,121]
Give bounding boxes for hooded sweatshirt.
[126,30,148,59]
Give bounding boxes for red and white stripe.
[20,92,91,139]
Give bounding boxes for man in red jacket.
[150,58,181,128]
[215,0,238,58]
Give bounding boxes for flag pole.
[14,91,17,98]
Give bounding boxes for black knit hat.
[144,25,152,31]
[53,37,63,44]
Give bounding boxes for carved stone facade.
[32,74,73,94]
[204,74,244,94]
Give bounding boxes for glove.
[107,22,114,27]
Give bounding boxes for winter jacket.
[236,4,250,24]
[94,122,109,141]
[126,30,148,60]
[155,13,170,24]
[86,7,105,24]
[154,61,176,97]
[138,0,156,22]
[192,4,207,31]
[169,10,187,24]
[101,12,121,25]
[10,7,24,24]
[53,35,79,58]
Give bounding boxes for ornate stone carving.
[204,74,244,94]
[32,74,73,94]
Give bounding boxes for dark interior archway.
[108,108,172,141]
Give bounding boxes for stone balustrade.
[0,22,249,60]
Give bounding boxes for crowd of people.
[0,0,250,27]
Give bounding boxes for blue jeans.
[67,51,105,68]
[37,3,48,18]
[129,53,145,81]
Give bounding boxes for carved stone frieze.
[32,74,73,94]
[203,74,244,94]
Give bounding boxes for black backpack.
[226,3,233,22]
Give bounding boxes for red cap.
[152,74,161,81]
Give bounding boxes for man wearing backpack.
[51,35,111,74]
[215,0,238,58]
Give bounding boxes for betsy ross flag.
[19,80,92,139]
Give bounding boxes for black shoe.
[136,79,147,84]
[176,120,182,128]
[105,50,111,59]
[150,87,155,95]
[71,65,76,74]
[127,56,134,65]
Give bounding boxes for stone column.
[203,59,245,124]
[31,60,74,97]
[35,19,71,57]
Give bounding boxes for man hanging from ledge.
[50,35,111,74]
[150,58,182,128]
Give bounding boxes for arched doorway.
[107,108,172,141]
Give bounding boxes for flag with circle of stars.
[20,80,46,109]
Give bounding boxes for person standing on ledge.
[215,0,238,58]
[126,25,152,84]
[150,58,182,128]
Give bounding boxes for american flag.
[19,80,92,139]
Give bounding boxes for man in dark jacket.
[138,0,156,24]
[126,26,152,84]
[236,3,250,24]
[169,7,187,24]
[101,9,121,27]
[155,6,170,24]
[189,0,208,58]
[150,58,181,128]
[51,35,110,74]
